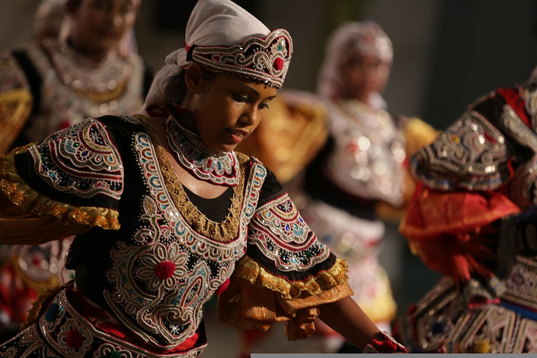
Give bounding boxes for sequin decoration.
[28,118,124,199]
[412,111,511,192]
[17,41,145,143]
[191,29,292,89]
[395,260,537,354]
[249,193,330,272]
[325,100,406,207]
[33,289,205,357]
[101,132,266,350]
[165,117,240,186]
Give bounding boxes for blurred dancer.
[0,0,408,355]
[239,21,436,355]
[34,0,66,44]
[0,0,151,340]
[394,68,537,353]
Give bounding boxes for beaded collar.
[148,105,241,186]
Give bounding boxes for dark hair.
[165,67,218,105]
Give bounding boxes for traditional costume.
[237,21,435,354]
[394,69,537,353]
[0,0,150,337]
[306,21,436,333]
[0,1,362,356]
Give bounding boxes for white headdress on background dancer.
[317,21,392,110]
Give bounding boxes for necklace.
[46,39,132,94]
[162,107,240,186]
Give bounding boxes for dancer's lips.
[227,128,249,144]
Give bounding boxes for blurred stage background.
[1,0,536,356]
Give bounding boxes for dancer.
[0,0,406,356]
[238,21,435,355]
[395,68,537,353]
[0,0,151,154]
[0,0,150,339]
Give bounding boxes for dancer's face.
[185,66,277,153]
[68,0,137,56]
[339,53,390,102]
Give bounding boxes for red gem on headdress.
[273,57,284,71]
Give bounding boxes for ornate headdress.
[187,28,292,89]
[144,0,293,109]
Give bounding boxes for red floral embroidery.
[66,329,83,349]
[154,261,176,280]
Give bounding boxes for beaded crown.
[188,29,293,89]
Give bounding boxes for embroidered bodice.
[5,115,338,354]
[323,100,406,207]
[0,39,151,150]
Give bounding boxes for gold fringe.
[73,80,127,103]
[234,256,349,300]
[135,114,248,242]
[0,89,33,154]
[22,283,65,329]
[0,150,120,230]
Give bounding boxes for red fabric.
[215,279,230,295]
[67,289,201,353]
[496,87,531,127]
[66,329,84,349]
[145,105,170,118]
[0,263,38,325]
[59,121,72,130]
[467,296,500,310]
[400,185,520,285]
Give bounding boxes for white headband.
[144,0,292,110]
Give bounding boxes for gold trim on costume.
[22,283,65,329]
[136,115,248,242]
[0,89,33,154]
[234,255,349,300]
[73,80,127,103]
[0,149,120,230]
